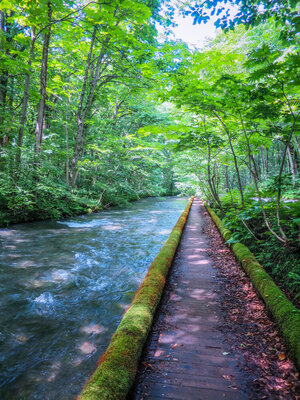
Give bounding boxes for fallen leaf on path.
[142,362,153,369]
[279,352,286,361]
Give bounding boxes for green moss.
[79,197,194,400]
[205,203,300,372]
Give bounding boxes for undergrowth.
[0,165,177,227]
[210,179,300,305]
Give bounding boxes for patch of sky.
[157,1,239,49]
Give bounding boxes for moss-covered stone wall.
[205,204,300,372]
[78,197,194,400]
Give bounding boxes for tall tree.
[34,1,52,158]
[69,0,158,186]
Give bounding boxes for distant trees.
[0,0,178,225]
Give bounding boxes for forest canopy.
[0,0,299,300]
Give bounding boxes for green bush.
[211,186,300,301]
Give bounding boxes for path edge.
[205,203,300,372]
[78,197,194,400]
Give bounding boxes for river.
[0,197,187,399]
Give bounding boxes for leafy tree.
[185,0,299,39]
[0,0,298,298]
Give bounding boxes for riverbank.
[0,186,180,228]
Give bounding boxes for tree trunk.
[207,139,225,213]
[213,111,244,207]
[69,26,97,186]
[261,148,265,179]
[287,145,296,187]
[65,95,70,184]
[113,97,119,121]
[34,2,52,158]
[0,10,8,145]
[243,131,287,244]
[15,27,36,170]
[274,83,298,242]
[237,107,288,244]
[70,30,111,186]
[225,165,230,191]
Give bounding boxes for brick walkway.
[130,198,250,400]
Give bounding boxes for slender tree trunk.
[287,145,295,187]
[293,135,300,158]
[34,2,52,158]
[250,151,286,242]
[237,107,288,244]
[276,141,281,172]
[15,27,36,170]
[0,10,8,145]
[275,132,294,243]
[243,130,287,243]
[65,96,70,184]
[207,139,225,213]
[113,97,119,121]
[256,153,261,179]
[286,146,291,173]
[70,3,122,187]
[70,31,112,186]
[213,111,244,207]
[201,117,225,213]
[225,165,229,191]
[69,26,97,186]
[260,148,265,179]
[289,142,298,173]
[274,83,298,242]
[215,163,220,193]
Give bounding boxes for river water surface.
[0,196,188,399]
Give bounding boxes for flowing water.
[0,197,187,399]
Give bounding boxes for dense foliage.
[0,0,299,299]
[167,13,299,300]
[0,0,179,225]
